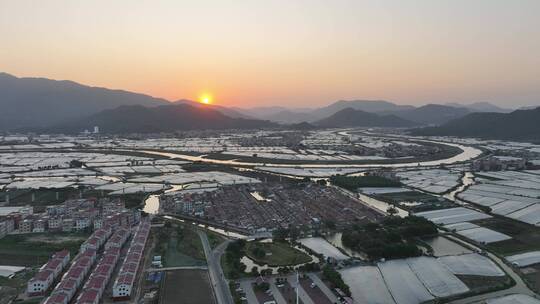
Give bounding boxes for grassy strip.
[245,241,312,267]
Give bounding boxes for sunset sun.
[199,94,213,105]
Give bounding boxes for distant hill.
[263,110,318,124]
[0,72,168,130]
[444,102,512,113]
[173,99,253,119]
[241,100,416,124]
[43,104,277,134]
[237,106,314,118]
[385,104,471,125]
[412,107,540,141]
[311,100,415,119]
[315,108,418,128]
[288,121,318,130]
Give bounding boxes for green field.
[0,232,88,267]
[154,223,206,267]
[0,270,38,304]
[474,217,540,255]
[161,270,215,304]
[330,175,401,191]
[206,231,227,249]
[375,191,455,212]
[245,241,312,266]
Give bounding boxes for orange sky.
[1,0,539,108]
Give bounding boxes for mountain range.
[45,104,277,133]
[0,72,534,135]
[412,107,540,141]
[315,108,418,128]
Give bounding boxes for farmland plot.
[457,227,512,244]
[378,260,434,304]
[438,254,505,277]
[339,266,395,304]
[486,294,540,304]
[506,251,540,267]
[298,237,348,260]
[406,256,469,297]
[416,207,491,225]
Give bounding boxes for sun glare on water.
[199,94,213,105]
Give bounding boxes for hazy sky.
[1,0,540,108]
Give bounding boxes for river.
[122,137,481,169]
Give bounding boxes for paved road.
[145,266,208,272]
[269,278,287,304]
[288,274,315,304]
[447,235,539,304]
[240,281,259,304]
[307,273,339,303]
[198,230,234,304]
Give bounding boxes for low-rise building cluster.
[0,198,139,238]
[472,156,527,171]
[161,183,382,233]
[26,250,70,296]
[42,248,99,304]
[112,219,150,300]
[41,213,143,304]
[75,228,130,304]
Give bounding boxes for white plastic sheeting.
[457,227,512,244]
[506,251,540,267]
[487,294,540,304]
[339,266,396,304]
[416,207,491,225]
[438,253,505,277]
[378,260,434,304]
[406,256,469,297]
[298,237,349,260]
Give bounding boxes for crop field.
[341,254,506,304]
[506,251,540,267]
[161,270,215,304]
[339,266,395,304]
[298,237,349,260]
[458,171,540,226]
[438,254,505,277]
[475,217,540,255]
[396,169,461,194]
[416,207,491,225]
[378,260,434,304]
[456,227,512,244]
[0,232,88,266]
[154,224,206,267]
[375,190,456,212]
[254,166,363,177]
[245,241,312,266]
[406,256,469,297]
[486,294,540,304]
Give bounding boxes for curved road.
[446,235,539,303]
[198,230,234,304]
[127,135,482,169]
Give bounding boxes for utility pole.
[296,271,299,304]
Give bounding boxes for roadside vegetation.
[342,216,437,260]
[222,240,247,279]
[206,230,227,249]
[0,270,38,304]
[330,175,401,191]
[475,217,540,255]
[154,222,206,267]
[245,240,312,266]
[321,265,350,296]
[0,232,88,266]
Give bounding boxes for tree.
[387,206,398,216]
